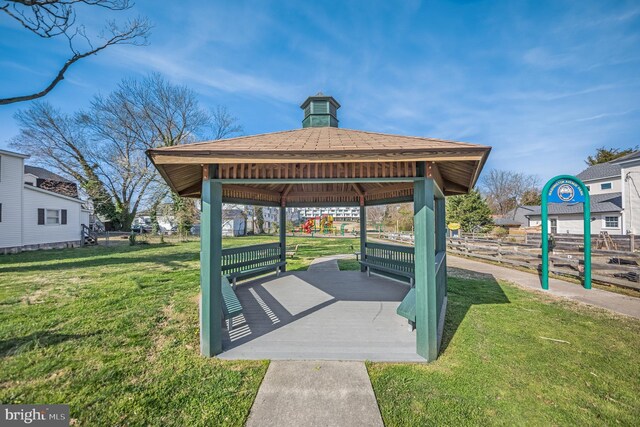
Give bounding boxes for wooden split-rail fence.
[447,237,640,291]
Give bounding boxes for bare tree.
[367,206,386,226]
[481,169,540,217]
[210,105,244,140]
[1,0,149,105]
[91,74,243,231]
[11,101,145,229]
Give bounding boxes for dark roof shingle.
[525,192,622,216]
[24,165,70,183]
[576,162,621,182]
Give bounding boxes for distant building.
[222,208,246,237]
[526,152,640,235]
[0,149,92,253]
[299,206,360,221]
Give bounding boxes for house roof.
[612,151,640,164]
[24,165,71,183]
[0,148,29,159]
[147,126,491,202]
[576,162,621,182]
[525,192,622,216]
[501,206,539,226]
[23,183,85,204]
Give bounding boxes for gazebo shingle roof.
[148,127,491,202]
[156,127,486,154]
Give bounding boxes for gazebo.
[148,94,490,362]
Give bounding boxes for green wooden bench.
[222,242,287,288]
[359,261,415,286]
[227,261,286,288]
[396,287,416,331]
[221,275,243,330]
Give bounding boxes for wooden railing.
[221,242,283,276]
[364,242,415,278]
[81,224,98,245]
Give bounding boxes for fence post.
[631,234,635,252]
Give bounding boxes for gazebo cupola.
[301,92,340,128]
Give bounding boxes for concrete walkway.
[307,254,352,271]
[449,255,640,319]
[246,361,383,427]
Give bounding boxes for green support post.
[360,203,367,272]
[435,196,447,292]
[200,165,223,357]
[541,175,591,290]
[280,205,287,271]
[414,172,438,361]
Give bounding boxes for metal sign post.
[541,175,591,290]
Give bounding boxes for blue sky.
[1,0,639,182]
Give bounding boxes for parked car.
[131,225,152,234]
[190,224,200,236]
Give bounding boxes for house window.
[586,185,590,191]
[550,219,558,234]
[604,216,619,228]
[601,182,612,190]
[46,209,60,225]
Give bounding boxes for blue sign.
[547,178,585,203]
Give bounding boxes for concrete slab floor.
[218,271,423,362]
[246,360,384,427]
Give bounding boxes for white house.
[526,152,640,235]
[0,149,91,254]
[617,152,640,234]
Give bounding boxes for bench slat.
[397,288,416,322]
[227,261,286,281]
[221,276,243,319]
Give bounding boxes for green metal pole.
[583,191,592,289]
[280,205,287,272]
[200,165,223,357]
[360,203,367,272]
[541,175,591,290]
[414,171,437,361]
[541,180,552,290]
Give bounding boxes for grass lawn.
[0,236,356,426]
[368,272,640,426]
[2,237,639,425]
[337,258,360,271]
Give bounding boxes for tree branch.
[0,7,149,105]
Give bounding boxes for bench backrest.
[222,242,283,276]
[365,242,414,282]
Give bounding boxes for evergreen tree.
[585,146,637,165]
[446,189,493,232]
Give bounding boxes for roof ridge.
[151,126,490,152]
[162,128,311,149]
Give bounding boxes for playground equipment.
[301,215,335,234]
[301,218,315,234]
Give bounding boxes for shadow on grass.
[0,330,98,358]
[440,267,510,354]
[0,247,200,273]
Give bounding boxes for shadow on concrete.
[221,271,410,353]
